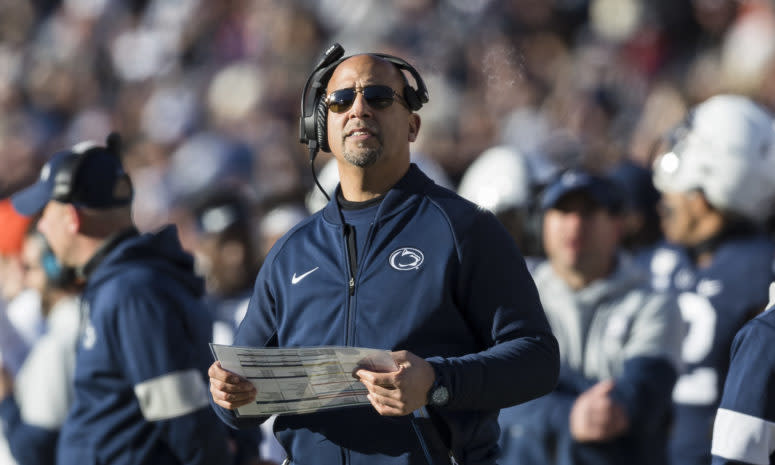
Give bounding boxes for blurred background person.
[498,168,683,465]
[0,227,81,465]
[185,188,286,465]
[187,189,261,346]
[646,94,775,465]
[0,200,41,370]
[607,158,663,257]
[710,282,775,465]
[457,145,544,259]
[258,203,309,261]
[0,199,35,465]
[11,134,234,465]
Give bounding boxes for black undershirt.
[337,191,383,273]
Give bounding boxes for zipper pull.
[349,277,355,295]
[449,452,460,465]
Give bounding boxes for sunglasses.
[325,85,409,113]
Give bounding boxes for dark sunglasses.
[325,85,409,113]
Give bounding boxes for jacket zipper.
[345,224,357,296]
[343,224,357,348]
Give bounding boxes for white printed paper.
[210,344,397,416]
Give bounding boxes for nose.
[348,90,372,118]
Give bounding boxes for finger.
[357,369,399,388]
[210,381,256,409]
[360,379,402,399]
[367,393,407,416]
[208,361,249,385]
[209,376,256,394]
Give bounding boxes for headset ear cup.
[315,98,330,153]
[403,85,421,112]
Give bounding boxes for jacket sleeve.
[115,293,234,465]
[610,292,682,434]
[428,212,560,410]
[711,318,775,465]
[0,396,58,465]
[210,261,276,431]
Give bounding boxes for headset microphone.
[299,43,346,203]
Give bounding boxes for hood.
[87,225,204,297]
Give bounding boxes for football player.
[645,94,775,465]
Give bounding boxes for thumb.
[591,379,616,394]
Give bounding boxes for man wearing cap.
[498,168,683,465]
[11,134,233,465]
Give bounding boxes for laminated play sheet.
[210,344,397,416]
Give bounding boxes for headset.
[51,132,126,203]
[298,43,429,200]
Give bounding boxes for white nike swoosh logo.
[291,267,319,284]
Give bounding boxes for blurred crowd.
[2,0,775,464]
[0,0,773,233]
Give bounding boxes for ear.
[687,190,714,216]
[408,114,421,142]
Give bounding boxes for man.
[10,134,233,465]
[208,47,560,464]
[0,230,81,465]
[498,168,683,465]
[646,94,775,465]
[185,189,278,465]
[710,284,775,465]
[457,145,543,259]
[185,189,261,345]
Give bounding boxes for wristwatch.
[427,372,449,407]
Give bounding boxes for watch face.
[431,385,449,406]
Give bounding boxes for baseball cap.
[540,168,625,214]
[12,133,133,216]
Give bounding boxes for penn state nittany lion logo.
[389,247,424,271]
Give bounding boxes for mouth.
[345,126,376,139]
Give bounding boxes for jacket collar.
[321,163,435,226]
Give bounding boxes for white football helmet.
[653,94,775,224]
[458,145,531,214]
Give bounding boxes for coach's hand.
[209,361,257,410]
[355,350,435,416]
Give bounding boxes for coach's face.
[325,55,420,170]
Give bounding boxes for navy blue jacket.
[642,238,775,465]
[56,226,232,465]
[712,302,775,464]
[212,165,560,465]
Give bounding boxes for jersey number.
[672,292,718,405]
